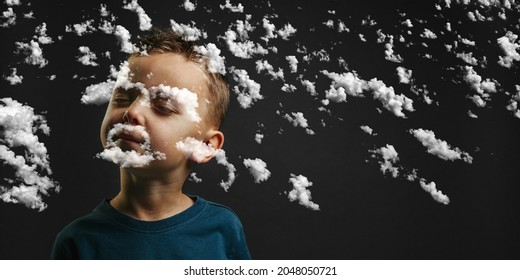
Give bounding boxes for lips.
[115,132,143,144]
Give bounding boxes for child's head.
[99,29,228,170]
[136,28,229,129]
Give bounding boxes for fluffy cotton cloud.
[370,144,400,178]
[170,20,206,41]
[396,66,412,84]
[189,172,202,183]
[421,28,438,39]
[286,55,298,73]
[222,30,268,58]
[506,85,520,118]
[281,83,297,93]
[114,25,138,53]
[65,20,96,36]
[77,46,98,66]
[243,158,271,183]
[497,31,520,68]
[254,133,264,144]
[15,40,48,68]
[4,68,23,85]
[360,125,374,135]
[463,66,497,107]
[194,43,226,74]
[231,68,263,108]
[214,149,236,191]
[419,179,450,205]
[456,52,478,65]
[220,0,244,12]
[176,137,215,162]
[34,23,53,45]
[123,0,152,31]
[97,124,166,168]
[283,112,314,135]
[1,7,16,28]
[321,70,365,102]
[410,128,473,163]
[262,18,277,41]
[255,60,284,80]
[287,174,320,211]
[81,81,115,105]
[183,0,196,11]
[300,79,317,96]
[277,23,297,40]
[0,98,60,211]
[367,78,414,118]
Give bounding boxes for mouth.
[116,133,143,144]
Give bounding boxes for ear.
[195,129,224,164]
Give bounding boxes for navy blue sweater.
[50,196,251,259]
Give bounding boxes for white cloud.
[81,81,115,105]
[77,46,98,66]
[287,174,320,211]
[176,137,215,163]
[456,52,478,65]
[506,85,520,118]
[65,20,96,36]
[243,158,271,183]
[262,18,277,41]
[189,172,202,183]
[214,149,236,192]
[222,30,268,58]
[1,7,16,28]
[300,79,317,96]
[370,144,400,178]
[170,20,206,41]
[123,0,152,31]
[114,25,138,53]
[99,19,115,34]
[4,68,23,85]
[230,68,263,108]
[410,128,473,163]
[34,23,53,45]
[367,78,414,118]
[220,0,244,12]
[194,43,226,74]
[286,55,298,73]
[15,40,48,68]
[0,98,60,211]
[419,179,450,205]
[360,125,374,135]
[396,66,412,84]
[463,66,497,107]
[281,83,296,93]
[97,124,166,168]
[277,23,297,40]
[421,28,437,39]
[283,112,314,135]
[183,0,196,11]
[5,0,20,6]
[254,133,264,144]
[255,60,284,80]
[497,31,519,68]
[321,70,365,99]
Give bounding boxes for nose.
[122,97,146,125]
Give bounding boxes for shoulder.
[198,197,243,225]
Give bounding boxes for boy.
[50,29,251,259]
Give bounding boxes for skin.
[100,52,224,221]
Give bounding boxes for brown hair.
[134,28,229,128]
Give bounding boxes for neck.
[110,168,194,221]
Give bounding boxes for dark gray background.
[1,0,519,259]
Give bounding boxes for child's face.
[100,52,212,171]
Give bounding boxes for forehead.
[127,52,208,96]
